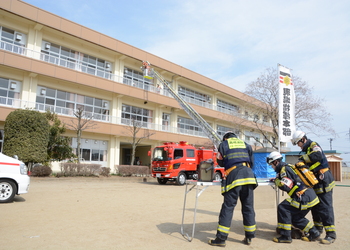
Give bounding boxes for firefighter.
[208,132,257,247]
[267,151,321,243]
[292,131,336,244]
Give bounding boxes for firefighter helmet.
[267,151,283,165]
[222,131,236,140]
[291,131,306,145]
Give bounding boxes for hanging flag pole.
[278,64,296,152]
[274,64,296,215]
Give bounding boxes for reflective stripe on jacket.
[222,137,251,169]
[275,162,319,210]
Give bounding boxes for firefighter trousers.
[216,184,256,240]
[277,199,313,237]
[312,190,336,238]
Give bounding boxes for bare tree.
[244,67,334,149]
[65,107,97,163]
[123,118,155,166]
[214,106,267,149]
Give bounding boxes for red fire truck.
[142,61,226,185]
[150,141,225,185]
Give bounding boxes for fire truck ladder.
[142,61,222,147]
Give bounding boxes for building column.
[155,105,164,130]
[21,73,38,108]
[109,136,120,173]
[113,55,126,81]
[170,108,180,134]
[27,23,44,60]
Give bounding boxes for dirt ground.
[2,176,350,250]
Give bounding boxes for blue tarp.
[252,152,281,178]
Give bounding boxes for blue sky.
[23,0,350,162]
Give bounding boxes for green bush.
[4,109,50,167]
[31,165,52,177]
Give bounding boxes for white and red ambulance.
[0,152,30,203]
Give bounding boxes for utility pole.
[328,138,334,150]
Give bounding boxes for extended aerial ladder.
[141,61,222,148]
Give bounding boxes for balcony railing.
[0,96,273,146]
[0,96,210,140]
[0,40,258,122]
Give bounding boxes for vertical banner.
[278,65,296,142]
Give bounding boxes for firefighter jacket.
[301,139,329,172]
[217,136,257,194]
[217,136,254,169]
[301,139,335,194]
[274,162,319,210]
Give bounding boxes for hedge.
[115,165,150,176]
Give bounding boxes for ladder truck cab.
[150,141,225,185]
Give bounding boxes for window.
[217,125,240,138]
[41,40,112,79]
[186,149,195,158]
[78,148,107,161]
[217,99,239,114]
[174,149,183,159]
[35,86,110,120]
[162,113,170,131]
[0,26,26,55]
[73,138,108,162]
[91,149,100,161]
[178,86,209,106]
[81,148,91,161]
[123,67,153,88]
[245,131,260,144]
[178,116,202,133]
[121,104,153,127]
[0,77,21,106]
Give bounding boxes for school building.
[0,0,275,172]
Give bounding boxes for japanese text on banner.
[278,65,296,142]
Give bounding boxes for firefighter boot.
[208,238,226,247]
[243,237,252,245]
[301,227,320,242]
[321,236,336,244]
[272,235,292,243]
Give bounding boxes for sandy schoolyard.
[1,176,350,250]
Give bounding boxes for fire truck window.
[153,148,167,161]
[186,149,195,157]
[174,149,183,159]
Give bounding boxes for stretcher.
[180,179,277,242]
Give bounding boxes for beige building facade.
[0,0,274,172]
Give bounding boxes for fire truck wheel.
[0,179,17,203]
[177,172,186,185]
[157,178,168,185]
[213,172,222,181]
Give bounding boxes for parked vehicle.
[142,62,226,185]
[0,152,30,203]
[150,141,225,185]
